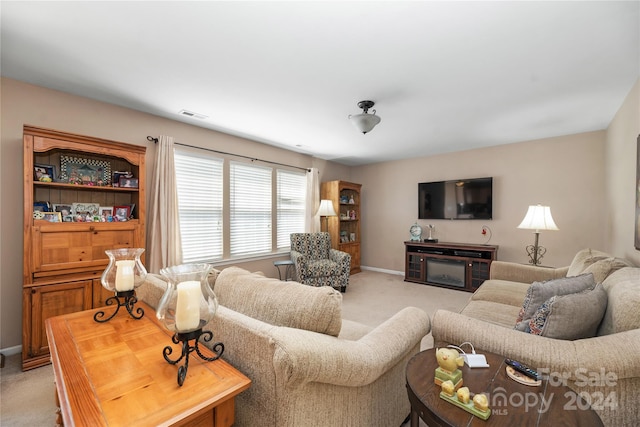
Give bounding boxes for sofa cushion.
[566,248,610,277]
[214,266,343,336]
[460,300,522,328]
[527,284,607,339]
[580,257,632,283]
[514,273,595,327]
[472,280,531,307]
[598,267,640,335]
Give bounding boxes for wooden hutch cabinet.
[22,126,146,370]
[320,180,361,274]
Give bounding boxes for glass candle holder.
[101,248,147,292]
[157,263,223,386]
[157,263,218,333]
[94,248,147,323]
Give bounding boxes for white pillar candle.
[115,260,135,291]
[175,280,201,331]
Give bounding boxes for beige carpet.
[0,269,470,426]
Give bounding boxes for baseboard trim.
[0,345,21,356]
[360,266,404,276]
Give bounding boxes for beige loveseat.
[432,249,640,427]
[138,266,431,427]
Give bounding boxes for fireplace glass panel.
[426,258,465,288]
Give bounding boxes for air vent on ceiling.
[178,109,208,120]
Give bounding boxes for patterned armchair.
[290,232,351,292]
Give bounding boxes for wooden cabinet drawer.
[32,222,137,275]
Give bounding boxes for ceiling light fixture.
[348,100,381,134]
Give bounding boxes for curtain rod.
[147,136,311,172]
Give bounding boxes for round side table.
[406,348,603,427]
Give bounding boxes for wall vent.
[178,109,208,120]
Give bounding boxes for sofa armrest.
[431,310,640,381]
[290,250,307,276]
[271,307,430,388]
[329,248,351,270]
[489,261,569,283]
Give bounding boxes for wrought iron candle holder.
[162,326,224,387]
[157,263,223,386]
[94,248,147,323]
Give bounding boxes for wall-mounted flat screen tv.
[418,177,492,220]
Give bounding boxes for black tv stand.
[404,241,499,292]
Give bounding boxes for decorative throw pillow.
[527,284,607,339]
[514,273,595,328]
[566,248,610,277]
[581,257,631,284]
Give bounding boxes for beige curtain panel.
[305,167,321,232]
[147,135,183,273]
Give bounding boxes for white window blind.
[230,161,272,256]
[276,169,306,249]
[174,149,223,263]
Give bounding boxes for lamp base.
[163,328,224,386]
[424,238,439,243]
[93,290,144,323]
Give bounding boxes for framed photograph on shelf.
[42,212,62,223]
[114,205,131,221]
[119,177,139,188]
[52,204,73,217]
[72,202,100,216]
[60,155,111,186]
[112,171,133,187]
[34,164,55,182]
[99,207,113,218]
[33,201,50,212]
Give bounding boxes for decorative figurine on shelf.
[434,347,464,390]
[456,386,470,404]
[349,195,355,204]
[425,224,438,243]
[473,394,490,413]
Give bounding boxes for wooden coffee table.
[46,301,251,427]
[406,348,603,427]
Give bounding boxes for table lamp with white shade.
[517,204,559,265]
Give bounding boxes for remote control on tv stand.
[505,358,540,380]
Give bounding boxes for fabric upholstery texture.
[514,273,596,327]
[290,232,351,291]
[527,283,607,339]
[214,266,343,336]
[138,266,431,427]
[431,249,640,427]
[599,268,640,335]
[566,248,611,277]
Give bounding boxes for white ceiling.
[2,1,638,166]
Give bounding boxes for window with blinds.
[174,149,223,263]
[230,161,272,256]
[277,169,306,249]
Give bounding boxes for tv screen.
[418,177,492,220]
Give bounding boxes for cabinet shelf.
[34,181,139,192]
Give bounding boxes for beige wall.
[605,79,640,265]
[0,77,347,351]
[352,131,607,271]
[1,76,637,351]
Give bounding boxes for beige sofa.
[138,266,431,427]
[432,249,640,427]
